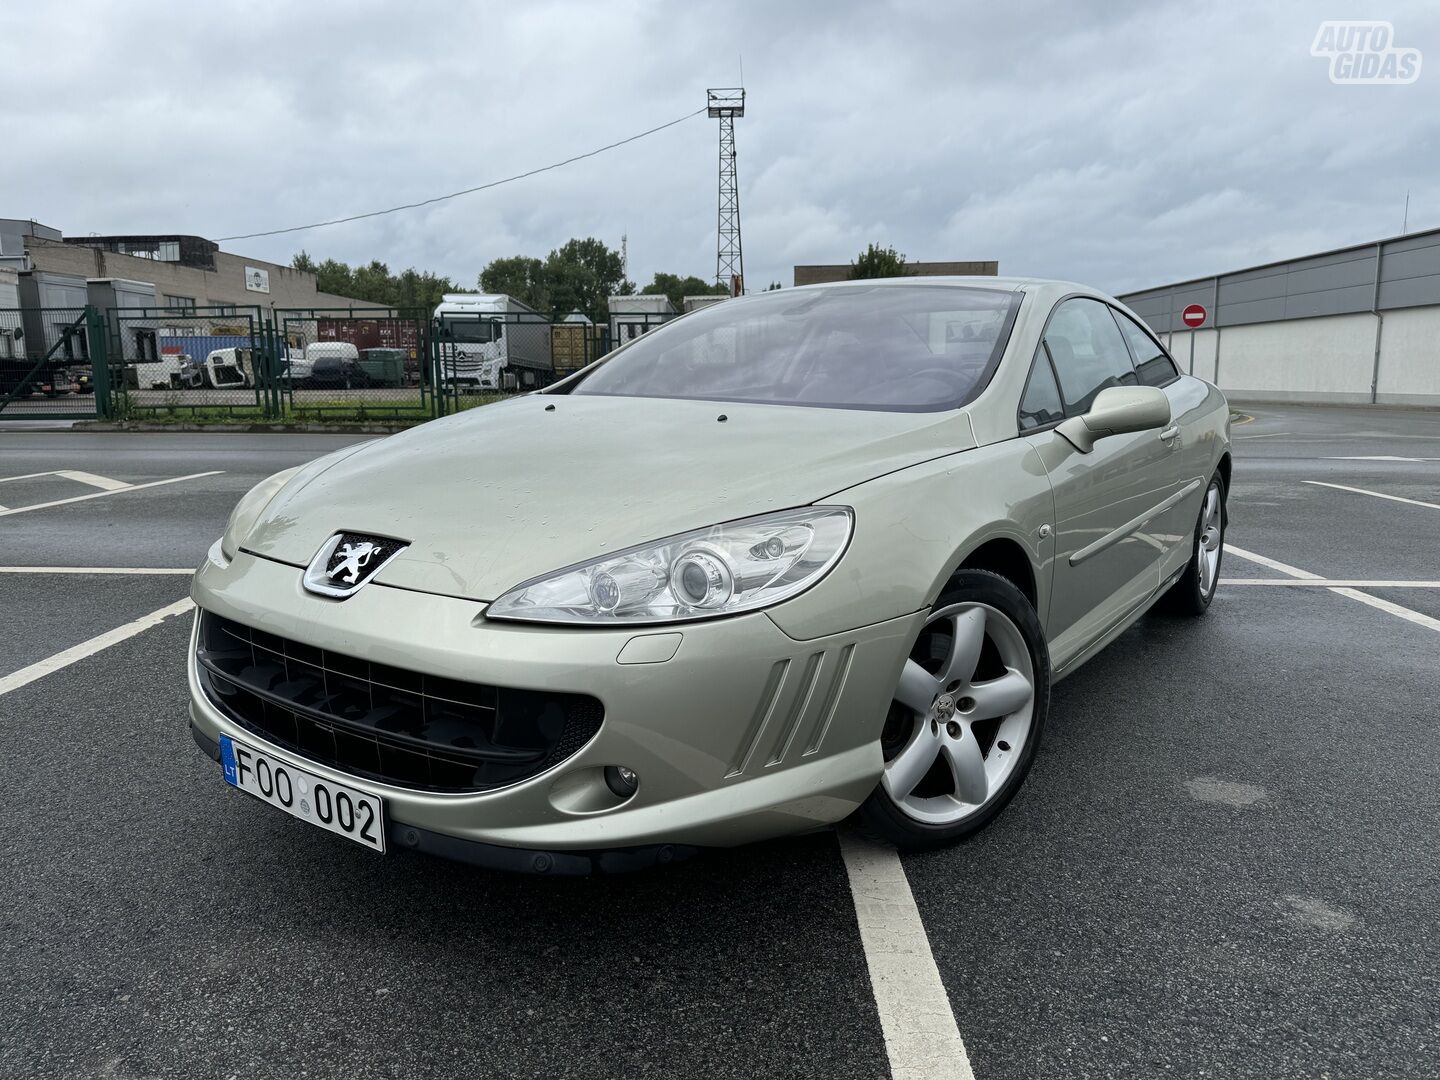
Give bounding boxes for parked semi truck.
[433,294,554,391]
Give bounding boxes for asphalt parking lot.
[2,404,1437,1080]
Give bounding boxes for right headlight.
[486,506,853,626]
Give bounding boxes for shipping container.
[316,316,420,357]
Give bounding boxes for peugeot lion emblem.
[303,532,409,598]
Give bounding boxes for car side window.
[1043,298,1138,415]
[1112,309,1180,387]
[1018,344,1064,431]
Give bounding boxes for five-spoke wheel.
[1159,470,1227,615]
[859,570,1050,849]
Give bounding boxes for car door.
[1018,297,1178,672]
[1111,307,1209,585]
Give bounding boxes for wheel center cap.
[934,693,957,720]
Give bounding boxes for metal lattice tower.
[708,88,745,295]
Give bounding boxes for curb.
[73,421,411,434]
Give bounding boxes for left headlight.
[486,506,854,626]
[219,466,301,560]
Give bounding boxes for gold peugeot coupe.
[189,278,1230,872]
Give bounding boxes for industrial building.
[1118,226,1440,406]
[793,260,999,287]
[0,218,377,314]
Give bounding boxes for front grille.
[195,611,603,793]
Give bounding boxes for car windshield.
[573,284,1021,411]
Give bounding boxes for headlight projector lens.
[671,550,733,608]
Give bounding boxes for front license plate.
[220,735,386,852]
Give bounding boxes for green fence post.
[87,306,112,419]
[430,323,445,417]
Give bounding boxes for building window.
[163,295,196,313]
[118,240,180,261]
[213,304,237,316]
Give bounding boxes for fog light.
[604,765,639,797]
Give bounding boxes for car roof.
[787,275,1109,300]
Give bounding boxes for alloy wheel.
[1198,481,1224,598]
[881,602,1037,825]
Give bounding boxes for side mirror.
[1056,385,1171,454]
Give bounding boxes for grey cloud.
[2,0,1435,295]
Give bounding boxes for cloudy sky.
[4,1,1436,296]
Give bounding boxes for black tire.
[1157,470,1227,616]
[856,569,1051,851]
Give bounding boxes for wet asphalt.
[1,405,1436,1079]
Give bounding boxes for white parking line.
[1225,545,1440,634]
[0,567,194,575]
[0,598,194,697]
[1235,431,1292,440]
[1221,579,1440,588]
[0,471,222,518]
[1324,456,1440,462]
[1328,589,1440,633]
[53,469,131,491]
[1222,545,1320,579]
[1301,480,1440,512]
[839,831,975,1080]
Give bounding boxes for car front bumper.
[189,550,921,857]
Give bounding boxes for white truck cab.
[433,293,553,391]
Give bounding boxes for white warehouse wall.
[1169,308,1440,406]
[1213,313,1378,404]
[1374,307,1440,405]
[1167,329,1219,382]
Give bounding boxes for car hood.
[243,394,974,602]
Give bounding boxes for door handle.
[1159,424,1180,442]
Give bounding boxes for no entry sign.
[1181,304,1208,328]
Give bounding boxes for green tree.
[479,255,548,311]
[766,281,783,291]
[292,252,457,311]
[850,243,910,279]
[480,238,632,321]
[393,267,456,314]
[544,238,631,322]
[640,272,728,310]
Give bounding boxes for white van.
[303,341,361,389]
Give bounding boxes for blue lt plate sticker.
[220,734,239,786]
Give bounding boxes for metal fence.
[0,306,110,420]
[432,311,610,402]
[275,308,434,421]
[0,305,629,423]
[110,306,274,418]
